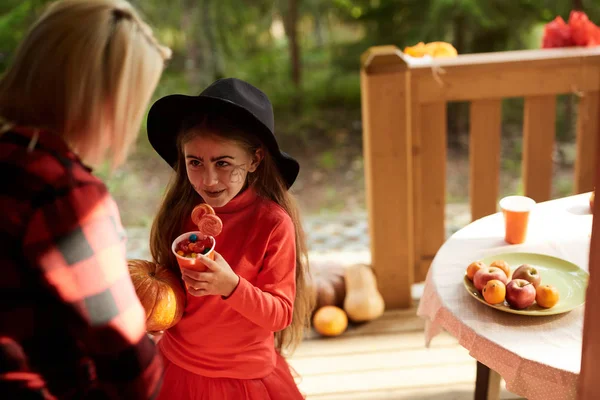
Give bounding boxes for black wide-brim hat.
[147,78,299,189]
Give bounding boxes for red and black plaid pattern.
[0,128,163,399]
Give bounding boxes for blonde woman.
[0,1,170,399]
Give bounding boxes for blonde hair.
[0,0,171,168]
[149,114,313,356]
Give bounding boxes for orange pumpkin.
[128,259,186,332]
[312,306,348,337]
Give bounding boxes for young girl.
[146,78,312,399]
[0,0,171,398]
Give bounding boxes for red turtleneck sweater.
[158,188,296,379]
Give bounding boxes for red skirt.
[156,352,305,400]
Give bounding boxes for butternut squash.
[343,263,385,322]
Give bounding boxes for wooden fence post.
[360,45,414,309]
[577,99,600,399]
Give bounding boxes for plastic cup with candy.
[171,231,216,272]
[171,203,223,272]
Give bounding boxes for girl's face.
[183,133,263,208]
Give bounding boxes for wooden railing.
[360,45,600,309]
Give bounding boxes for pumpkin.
[343,263,385,322]
[311,264,347,311]
[128,259,186,332]
[312,306,348,337]
[404,41,458,58]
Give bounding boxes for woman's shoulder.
[2,129,106,199]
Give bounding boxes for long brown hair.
[149,113,313,355]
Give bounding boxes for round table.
[417,193,592,400]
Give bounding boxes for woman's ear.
[248,148,264,173]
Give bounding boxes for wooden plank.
[577,95,600,397]
[336,309,425,338]
[575,91,600,193]
[408,46,600,69]
[361,46,414,309]
[296,362,477,397]
[411,81,423,284]
[415,102,447,281]
[294,330,459,359]
[522,95,556,202]
[469,100,502,220]
[303,308,426,344]
[291,306,526,400]
[290,346,474,377]
[410,50,600,103]
[308,383,522,400]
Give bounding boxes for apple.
[512,264,541,288]
[505,279,536,309]
[473,267,508,292]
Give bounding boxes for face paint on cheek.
[230,165,247,184]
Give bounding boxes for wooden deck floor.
[288,305,524,400]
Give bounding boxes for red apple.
[473,267,508,292]
[512,264,541,288]
[505,279,536,309]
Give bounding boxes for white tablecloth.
[417,193,593,400]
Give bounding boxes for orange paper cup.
[499,196,536,245]
[171,231,216,272]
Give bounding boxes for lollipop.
[197,214,223,237]
[191,203,223,238]
[191,203,215,226]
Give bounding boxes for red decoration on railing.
[542,11,600,49]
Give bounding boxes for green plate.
[463,252,589,316]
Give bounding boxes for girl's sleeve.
[223,215,296,332]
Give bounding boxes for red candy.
[175,236,213,259]
[188,242,205,253]
[177,239,191,253]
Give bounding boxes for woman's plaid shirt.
[0,127,163,399]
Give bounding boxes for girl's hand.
[182,251,240,298]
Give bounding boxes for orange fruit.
[312,306,348,337]
[423,41,458,58]
[482,280,506,305]
[466,261,486,281]
[490,260,511,279]
[536,284,560,308]
[404,42,428,57]
[404,41,458,58]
